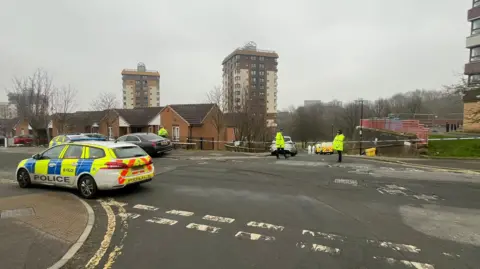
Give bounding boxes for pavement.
[1,148,480,268]
[0,189,93,269]
[349,155,480,172]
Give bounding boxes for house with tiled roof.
[160,103,227,149]
[99,107,163,137]
[49,107,163,138]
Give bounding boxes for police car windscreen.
[113,146,148,158]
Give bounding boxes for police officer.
[275,128,288,159]
[333,130,345,163]
[158,125,168,138]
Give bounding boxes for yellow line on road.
[103,200,129,269]
[85,200,116,269]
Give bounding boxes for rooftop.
[222,41,278,64]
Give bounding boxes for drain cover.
[0,208,35,219]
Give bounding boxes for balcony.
[468,5,480,21]
[464,61,480,75]
[466,34,480,48]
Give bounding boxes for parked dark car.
[116,133,172,157]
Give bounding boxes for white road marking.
[133,204,158,211]
[334,179,358,186]
[235,231,275,241]
[85,200,116,269]
[413,194,438,201]
[302,230,345,242]
[247,221,284,231]
[442,252,461,258]
[377,185,408,195]
[202,215,235,223]
[277,161,324,167]
[146,217,178,225]
[296,242,341,255]
[166,209,194,216]
[373,256,434,269]
[117,213,140,219]
[186,223,220,233]
[367,239,420,253]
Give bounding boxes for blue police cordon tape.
[185,136,480,144]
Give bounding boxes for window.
[63,145,84,159]
[172,126,180,141]
[473,19,480,35]
[251,64,256,68]
[234,69,240,74]
[135,81,140,85]
[251,56,256,60]
[235,83,240,89]
[475,0,480,7]
[470,74,480,84]
[259,64,264,69]
[235,76,240,81]
[472,47,480,61]
[259,71,265,76]
[41,145,66,159]
[259,56,264,61]
[235,90,241,95]
[156,97,160,101]
[260,78,265,83]
[251,70,256,75]
[126,136,140,142]
[113,146,148,158]
[235,55,240,60]
[88,147,106,159]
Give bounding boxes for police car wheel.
[17,169,31,188]
[78,175,98,199]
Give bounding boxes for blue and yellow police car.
[16,141,155,198]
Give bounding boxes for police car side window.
[63,145,83,159]
[88,147,105,159]
[117,136,127,141]
[42,145,66,159]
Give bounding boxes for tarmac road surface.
[1,150,480,268]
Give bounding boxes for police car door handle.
[48,163,56,167]
[71,162,77,166]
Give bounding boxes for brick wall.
[99,113,120,138]
[14,119,30,136]
[463,102,480,132]
[160,106,189,141]
[190,107,227,149]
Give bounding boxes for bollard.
[307,145,312,154]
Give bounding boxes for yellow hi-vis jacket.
[158,128,168,137]
[333,134,345,151]
[275,132,285,148]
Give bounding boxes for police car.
[49,134,96,147]
[15,141,155,199]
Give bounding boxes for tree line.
[4,69,118,141]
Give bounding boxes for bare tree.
[206,86,226,149]
[50,85,78,134]
[371,98,391,117]
[405,90,423,114]
[7,69,54,142]
[90,92,119,138]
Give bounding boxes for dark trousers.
[276,148,288,159]
[337,150,342,162]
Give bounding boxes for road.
[1,150,480,268]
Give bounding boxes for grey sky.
[0,0,472,111]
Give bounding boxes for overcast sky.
[0,0,472,111]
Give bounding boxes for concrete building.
[464,0,480,131]
[0,102,16,119]
[304,100,322,107]
[121,63,160,109]
[222,41,279,128]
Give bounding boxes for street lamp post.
[358,99,364,155]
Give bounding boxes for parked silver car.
[270,136,297,156]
